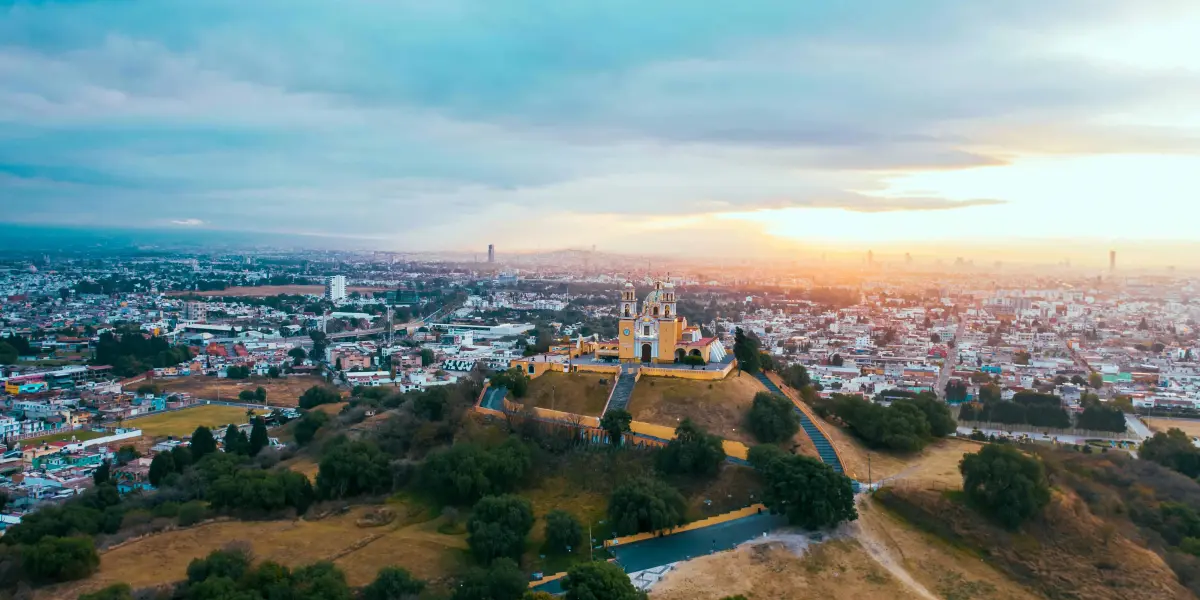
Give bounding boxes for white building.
[325,276,347,302]
[183,301,207,323]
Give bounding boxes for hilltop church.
[615,281,727,364]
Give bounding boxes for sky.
[2,1,1199,265]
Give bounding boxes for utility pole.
[868,453,872,490]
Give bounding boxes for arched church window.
[624,306,630,317]
[664,306,671,316]
[653,306,659,316]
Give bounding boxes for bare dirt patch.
[159,375,339,407]
[43,505,466,599]
[627,374,764,444]
[166,285,387,298]
[652,537,922,600]
[525,372,613,417]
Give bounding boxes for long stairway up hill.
[605,373,638,414]
[755,372,844,474]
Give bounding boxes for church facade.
[617,281,726,364]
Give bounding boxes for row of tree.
[812,393,956,452]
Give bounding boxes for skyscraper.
[1109,250,1116,272]
[487,244,495,263]
[325,275,347,302]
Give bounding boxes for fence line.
[957,420,1133,440]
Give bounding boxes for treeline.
[809,392,956,452]
[958,390,1072,429]
[0,423,317,590]
[959,389,1126,432]
[94,329,191,377]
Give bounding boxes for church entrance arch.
[641,344,653,363]
[675,348,686,362]
[689,349,702,357]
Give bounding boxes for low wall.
[603,503,767,548]
[574,363,622,376]
[958,420,1133,440]
[637,360,735,381]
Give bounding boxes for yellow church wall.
[656,319,677,363]
[637,358,737,380]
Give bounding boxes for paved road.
[956,426,1135,445]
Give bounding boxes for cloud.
[170,218,205,226]
[0,0,1197,251]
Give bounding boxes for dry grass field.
[44,505,467,599]
[130,405,268,439]
[165,285,387,298]
[627,374,764,444]
[1144,417,1200,438]
[525,372,613,416]
[159,375,339,407]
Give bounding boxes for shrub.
[959,444,1050,529]
[543,510,583,555]
[608,477,686,536]
[362,566,425,600]
[467,495,534,564]
[22,536,100,584]
[316,439,391,499]
[451,558,526,600]
[177,501,210,526]
[562,560,645,600]
[656,419,725,478]
[299,385,341,409]
[746,392,799,444]
[748,445,857,529]
[420,438,531,505]
[293,410,330,446]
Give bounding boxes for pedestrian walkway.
[755,372,844,474]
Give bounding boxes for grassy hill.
[626,373,764,444]
[525,371,613,416]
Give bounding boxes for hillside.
[876,476,1193,600]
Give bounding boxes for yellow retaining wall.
[629,421,749,461]
[603,504,767,548]
[573,363,622,376]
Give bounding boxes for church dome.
[644,289,664,304]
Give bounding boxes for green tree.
[895,393,957,438]
[656,418,726,478]
[299,385,342,409]
[148,451,175,486]
[92,460,111,486]
[1088,371,1104,390]
[316,439,391,499]
[451,558,527,600]
[223,423,247,455]
[733,328,761,373]
[268,366,281,378]
[293,410,330,446]
[489,368,530,398]
[22,536,100,584]
[543,510,583,555]
[562,560,646,600]
[362,566,425,600]
[1141,428,1200,478]
[238,389,256,402]
[420,348,436,366]
[190,426,218,460]
[248,417,270,456]
[467,495,535,564]
[599,409,633,446]
[0,341,18,365]
[79,583,133,600]
[746,392,799,443]
[781,363,811,390]
[289,347,307,366]
[255,386,268,403]
[186,547,251,584]
[959,444,1051,529]
[608,477,687,535]
[420,438,532,505]
[748,445,857,529]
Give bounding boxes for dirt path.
[851,502,939,600]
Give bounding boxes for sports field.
[130,405,268,438]
[20,429,108,446]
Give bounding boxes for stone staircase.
[755,372,844,474]
[604,373,638,414]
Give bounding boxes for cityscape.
[3,1,1200,600]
